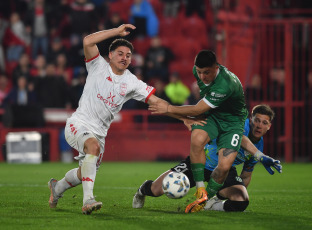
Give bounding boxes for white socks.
[55,168,81,195]
[81,154,98,204]
[210,200,225,211]
[196,181,205,188]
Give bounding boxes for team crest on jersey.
[120,83,127,96]
[106,76,112,82]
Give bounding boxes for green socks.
[206,177,223,198]
[191,163,205,182]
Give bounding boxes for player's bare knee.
[84,138,101,156]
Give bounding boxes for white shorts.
[64,118,105,169]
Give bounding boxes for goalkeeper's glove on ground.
[254,150,282,175]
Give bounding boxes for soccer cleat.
[204,196,221,210]
[132,189,145,208]
[82,198,103,215]
[185,187,208,213]
[48,178,63,208]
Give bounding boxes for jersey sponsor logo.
[120,83,127,96]
[106,76,112,82]
[146,86,153,93]
[97,93,118,108]
[107,92,116,102]
[211,92,226,98]
[82,177,94,182]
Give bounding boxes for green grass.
[0,162,311,230]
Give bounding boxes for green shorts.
[192,115,245,152]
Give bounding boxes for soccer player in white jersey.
[47,24,205,215]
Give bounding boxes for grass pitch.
[0,162,311,230]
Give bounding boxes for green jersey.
[193,64,248,123]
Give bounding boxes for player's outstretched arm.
[148,98,210,117]
[147,95,206,130]
[254,150,282,175]
[240,170,252,188]
[241,136,282,175]
[83,24,136,60]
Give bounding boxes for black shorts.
[171,156,245,191]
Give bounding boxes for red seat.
[109,0,133,22]
[170,37,201,61]
[159,17,181,38]
[131,37,151,56]
[180,15,209,48]
[169,59,195,88]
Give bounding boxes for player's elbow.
[83,35,94,48]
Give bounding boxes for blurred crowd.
[0,0,215,113]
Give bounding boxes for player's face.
[109,46,132,75]
[250,114,271,140]
[195,65,219,84]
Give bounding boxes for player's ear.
[108,51,113,60]
[267,123,271,130]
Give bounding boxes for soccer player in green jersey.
[149,50,249,213]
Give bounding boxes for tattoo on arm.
[223,148,236,157]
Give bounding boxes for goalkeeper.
[132,104,282,212]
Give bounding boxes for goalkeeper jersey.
[193,65,248,124]
[204,118,262,171]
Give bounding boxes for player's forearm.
[241,135,259,155]
[168,100,208,117]
[84,28,119,47]
[240,170,252,188]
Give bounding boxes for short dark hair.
[109,38,134,53]
[251,104,275,122]
[194,50,217,68]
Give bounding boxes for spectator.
[68,34,86,74]
[6,12,30,62]
[148,79,179,123]
[0,73,9,107]
[36,62,71,108]
[0,17,9,73]
[185,81,200,105]
[3,75,37,107]
[164,72,190,105]
[2,75,44,128]
[69,0,96,42]
[105,12,125,29]
[144,36,174,82]
[11,53,32,87]
[47,37,68,63]
[162,0,181,18]
[55,53,73,85]
[25,0,50,59]
[129,0,159,38]
[30,54,47,78]
[70,71,86,109]
[97,12,126,57]
[184,0,206,19]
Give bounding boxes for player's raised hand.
[148,100,170,114]
[117,24,136,37]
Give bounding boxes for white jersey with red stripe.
[67,53,155,137]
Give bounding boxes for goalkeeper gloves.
[254,150,282,175]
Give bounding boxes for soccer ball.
[162,172,190,199]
